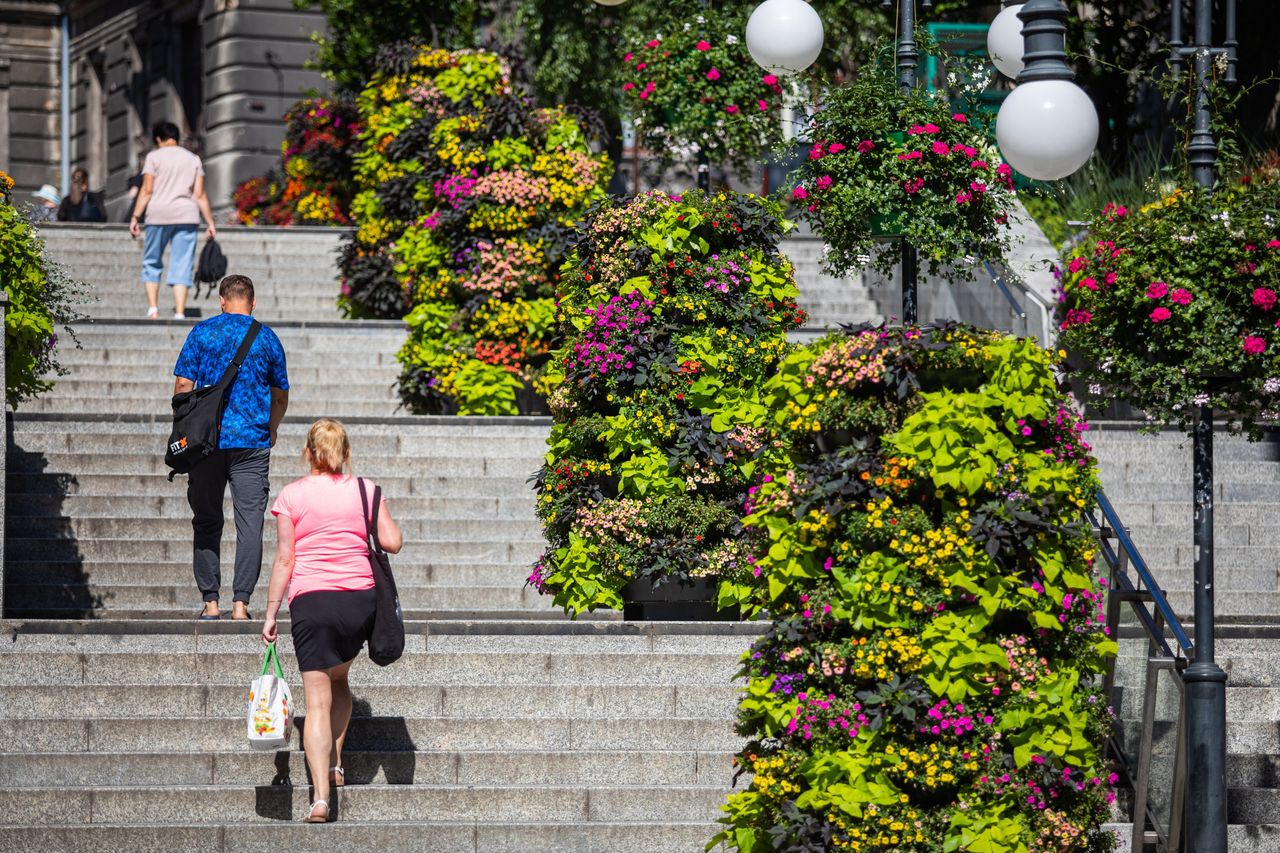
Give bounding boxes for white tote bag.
[247,642,293,751]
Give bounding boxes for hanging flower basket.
[622,577,739,621]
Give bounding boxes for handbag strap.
[215,320,262,388]
[358,478,386,554]
[260,641,285,679]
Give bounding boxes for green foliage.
[795,45,1015,278]
[717,323,1117,853]
[1057,158,1280,436]
[0,171,87,409]
[340,46,611,415]
[530,191,805,614]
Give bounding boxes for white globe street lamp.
[994,0,1098,180]
[986,2,1026,80]
[745,0,824,76]
[593,0,627,5]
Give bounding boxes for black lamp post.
[1171,1,1236,850]
[882,0,931,325]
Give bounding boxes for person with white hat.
[28,184,60,223]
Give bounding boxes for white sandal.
[330,766,345,787]
[305,799,329,823]
[144,306,159,319]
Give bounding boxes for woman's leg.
[141,225,166,316]
[166,225,198,318]
[301,670,333,812]
[328,659,355,778]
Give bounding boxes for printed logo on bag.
[169,436,189,455]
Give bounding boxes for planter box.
[622,577,739,621]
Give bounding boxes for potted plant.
[622,9,788,178]
[530,190,805,618]
[716,324,1118,852]
[793,48,1015,278]
[1057,155,1280,435]
[339,45,611,415]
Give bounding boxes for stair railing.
[1090,490,1193,853]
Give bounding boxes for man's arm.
[268,388,289,447]
[174,377,195,395]
[193,175,217,241]
[129,174,154,239]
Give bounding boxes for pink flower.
[1061,308,1092,328]
[1253,288,1277,310]
[624,53,633,61]
[996,163,1013,176]
[931,140,951,156]
[903,178,925,194]
[792,186,809,200]
[955,191,974,204]
[856,140,873,153]
[706,67,721,81]
[762,74,778,86]
[907,124,927,135]
[1068,257,1087,273]
[1104,272,1117,286]
[646,39,661,48]
[750,99,764,111]
[696,40,711,51]
[970,181,987,194]
[815,175,833,191]
[622,82,636,91]
[1268,240,1280,249]
[970,159,988,169]
[1170,288,1193,305]
[809,143,826,160]
[897,151,923,161]
[1150,306,1172,323]
[725,104,739,114]
[636,63,647,71]
[827,142,846,154]
[1244,336,1267,355]
[1078,277,1098,291]
[963,146,978,159]
[638,90,650,100]
[923,123,941,134]
[1146,281,1168,299]
[953,113,968,122]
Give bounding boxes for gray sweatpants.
[187,447,271,604]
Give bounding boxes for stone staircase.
[3,224,1277,849]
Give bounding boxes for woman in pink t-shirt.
[261,418,402,823]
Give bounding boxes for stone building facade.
[0,0,327,218]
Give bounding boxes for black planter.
[917,366,985,393]
[814,428,856,454]
[622,577,739,621]
[515,382,549,416]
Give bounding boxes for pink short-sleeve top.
[270,475,383,604]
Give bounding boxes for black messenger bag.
[164,320,261,481]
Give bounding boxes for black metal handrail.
[1091,488,1191,852]
[1094,490,1194,655]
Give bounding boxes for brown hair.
[305,418,351,475]
[219,274,255,303]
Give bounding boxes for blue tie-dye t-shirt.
[173,313,289,449]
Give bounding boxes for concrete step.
[0,715,742,753]
[0,682,739,720]
[6,561,534,588]
[7,453,540,480]
[4,537,543,563]
[18,397,407,419]
[0,748,732,787]
[0,783,728,825]
[10,515,541,541]
[0,821,727,853]
[6,473,537,499]
[5,494,535,520]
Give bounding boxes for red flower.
[856,140,873,153]
[1170,288,1193,305]
[757,100,769,111]
[931,141,951,156]
[815,175,833,191]
[762,74,778,86]
[696,40,711,51]
[1254,288,1278,311]
[725,104,739,114]
[706,68,721,81]
[1146,281,1168,299]
[1150,307,1172,323]
[810,143,826,160]
[646,39,661,48]
[952,113,967,122]
[827,142,846,154]
[792,186,809,200]
[1243,335,1267,355]
[1078,277,1098,291]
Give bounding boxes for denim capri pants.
[142,223,198,286]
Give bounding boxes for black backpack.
[195,239,228,297]
[360,479,405,666]
[164,321,260,481]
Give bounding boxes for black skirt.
[289,588,377,672]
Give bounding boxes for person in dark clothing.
[173,274,290,620]
[56,168,107,222]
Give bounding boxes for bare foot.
[231,603,252,621]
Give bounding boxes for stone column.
[1,289,7,620]
[0,58,10,171]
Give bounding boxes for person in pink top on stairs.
[261,418,403,824]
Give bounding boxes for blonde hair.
[304,418,351,475]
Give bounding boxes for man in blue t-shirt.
[174,275,289,620]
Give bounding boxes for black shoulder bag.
[165,320,261,481]
[360,478,405,666]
